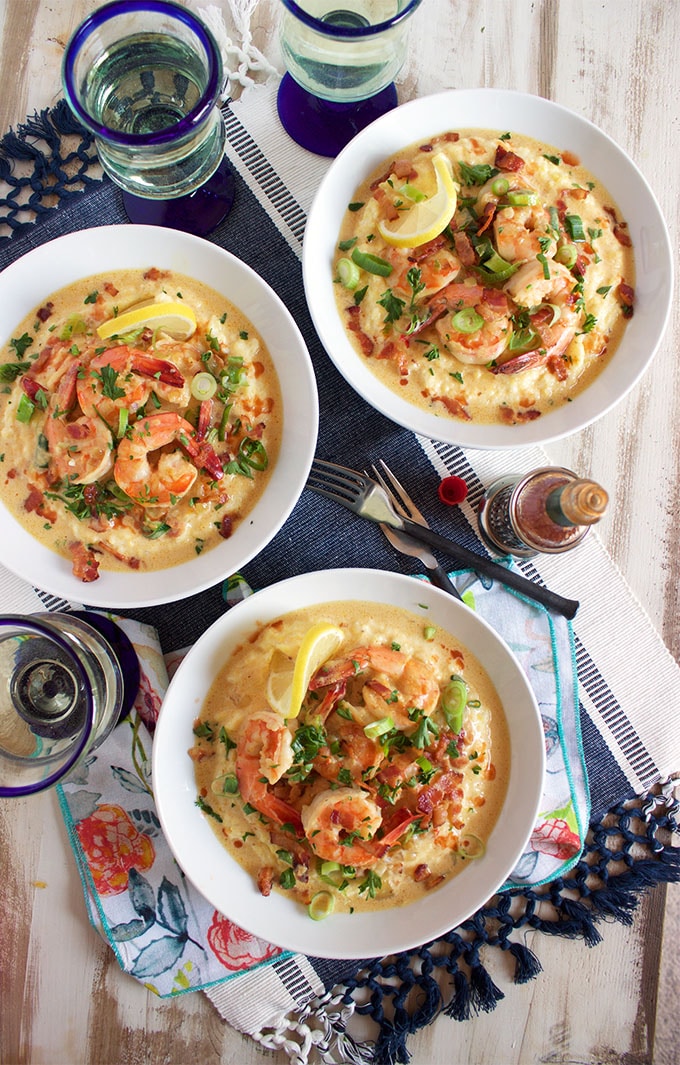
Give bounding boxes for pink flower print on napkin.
[76,803,155,896]
[530,818,582,860]
[207,911,281,971]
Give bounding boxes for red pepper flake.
[438,476,468,505]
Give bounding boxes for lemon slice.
[265,622,344,720]
[377,153,458,249]
[96,301,197,340]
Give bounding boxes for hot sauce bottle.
[477,467,608,558]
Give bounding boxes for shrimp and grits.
[190,602,509,918]
[333,128,635,426]
[0,268,281,582]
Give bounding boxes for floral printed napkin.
[56,576,588,997]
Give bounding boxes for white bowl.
[0,225,318,608]
[152,568,545,959]
[303,88,673,449]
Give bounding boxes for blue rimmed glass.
[0,613,138,798]
[277,0,423,156]
[62,0,235,236]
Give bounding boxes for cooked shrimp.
[496,260,581,373]
[43,360,114,484]
[77,347,153,426]
[235,710,302,830]
[312,718,385,784]
[493,203,557,263]
[113,411,199,507]
[301,787,383,867]
[434,288,511,365]
[312,645,440,731]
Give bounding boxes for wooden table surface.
[0,1,678,1062]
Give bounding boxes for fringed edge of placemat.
[0,100,99,243]
[245,781,680,1065]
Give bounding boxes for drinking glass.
[62,0,235,236]
[0,612,139,798]
[277,0,423,156]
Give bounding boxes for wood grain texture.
[0,1,678,1062]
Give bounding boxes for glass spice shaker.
[477,467,609,559]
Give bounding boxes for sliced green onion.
[218,402,232,442]
[458,832,486,859]
[364,716,394,740]
[399,183,427,203]
[280,868,296,890]
[491,176,510,197]
[237,436,268,471]
[564,213,586,241]
[337,257,361,290]
[507,327,540,354]
[504,189,539,206]
[441,675,468,733]
[320,861,341,877]
[308,890,335,921]
[451,308,484,334]
[16,393,35,423]
[540,302,562,326]
[555,243,578,268]
[351,247,393,277]
[191,371,217,401]
[117,407,129,439]
[423,625,437,640]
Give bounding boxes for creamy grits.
[0,268,282,582]
[334,128,635,426]
[190,601,509,917]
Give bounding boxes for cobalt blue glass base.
[121,156,236,236]
[277,73,398,157]
[69,611,140,722]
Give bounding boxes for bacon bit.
[69,541,100,582]
[515,408,542,421]
[546,355,569,381]
[483,288,510,313]
[431,394,471,420]
[408,234,448,263]
[440,282,485,308]
[561,150,580,167]
[36,302,54,322]
[413,863,430,882]
[24,484,57,524]
[494,144,524,171]
[252,360,265,378]
[441,132,460,143]
[476,201,496,236]
[103,282,119,297]
[218,514,233,539]
[187,745,209,762]
[346,305,374,357]
[21,376,45,403]
[143,267,170,281]
[376,340,410,376]
[454,228,478,264]
[566,186,589,201]
[417,771,463,815]
[393,158,418,180]
[613,222,632,247]
[257,866,275,897]
[619,281,635,318]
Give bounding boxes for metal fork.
[369,460,464,602]
[306,458,580,619]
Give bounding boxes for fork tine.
[374,459,427,524]
[370,464,409,520]
[307,458,368,504]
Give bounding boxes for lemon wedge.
[377,153,458,249]
[96,301,197,340]
[266,622,344,720]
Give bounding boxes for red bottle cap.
[438,476,468,505]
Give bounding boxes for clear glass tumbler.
[62,0,235,236]
[0,612,139,798]
[277,0,423,156]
